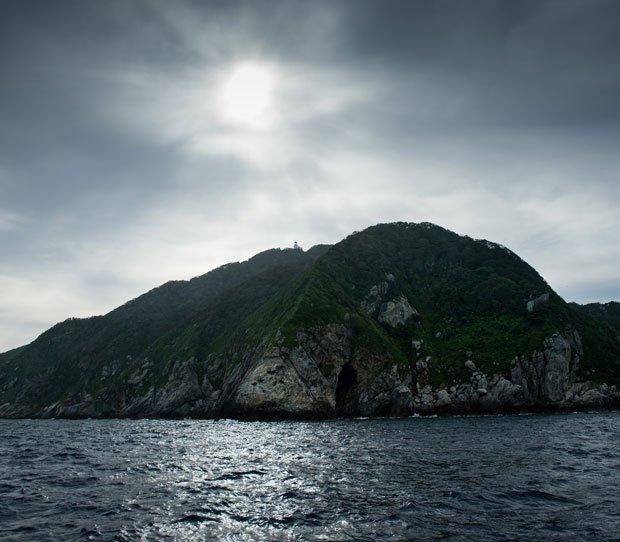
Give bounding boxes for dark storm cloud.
[335,0,620,129]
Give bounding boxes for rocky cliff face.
[0,324,618,419]
[412,329,619,414]
[511,331,581,403]
[230,323,414,419]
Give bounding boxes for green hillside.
[0,246,328,410]
[255,223,613,387]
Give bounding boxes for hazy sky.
[1,0,619,352]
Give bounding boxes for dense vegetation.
[571,302,620,334]
[569,301,620,383]
[252,223,619,387]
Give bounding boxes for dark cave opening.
[335,363,358,413]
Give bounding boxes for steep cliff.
[1,223,619,418]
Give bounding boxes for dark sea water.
[1,413,619,541]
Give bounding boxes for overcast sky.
[1,0,619,352]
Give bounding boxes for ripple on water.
[0,412,619,541]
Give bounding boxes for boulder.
[378,297,419,327]
[436,389,452,407]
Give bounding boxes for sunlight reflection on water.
[1,413,619,540]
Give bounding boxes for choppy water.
[1,412,619,541]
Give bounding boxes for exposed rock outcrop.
[527,292,550,312]
[361,277,418,327]
[378,297,418,327]
[510,331,581,402]
[411,329,619,414]
[233,324,414,418]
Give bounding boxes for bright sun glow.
[219,63,275,128]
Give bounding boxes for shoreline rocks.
[1,327,619,420]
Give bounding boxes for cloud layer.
[1,0,619,351]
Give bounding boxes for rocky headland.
[1,223,619,419]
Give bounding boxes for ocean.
[1,412,619,541]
